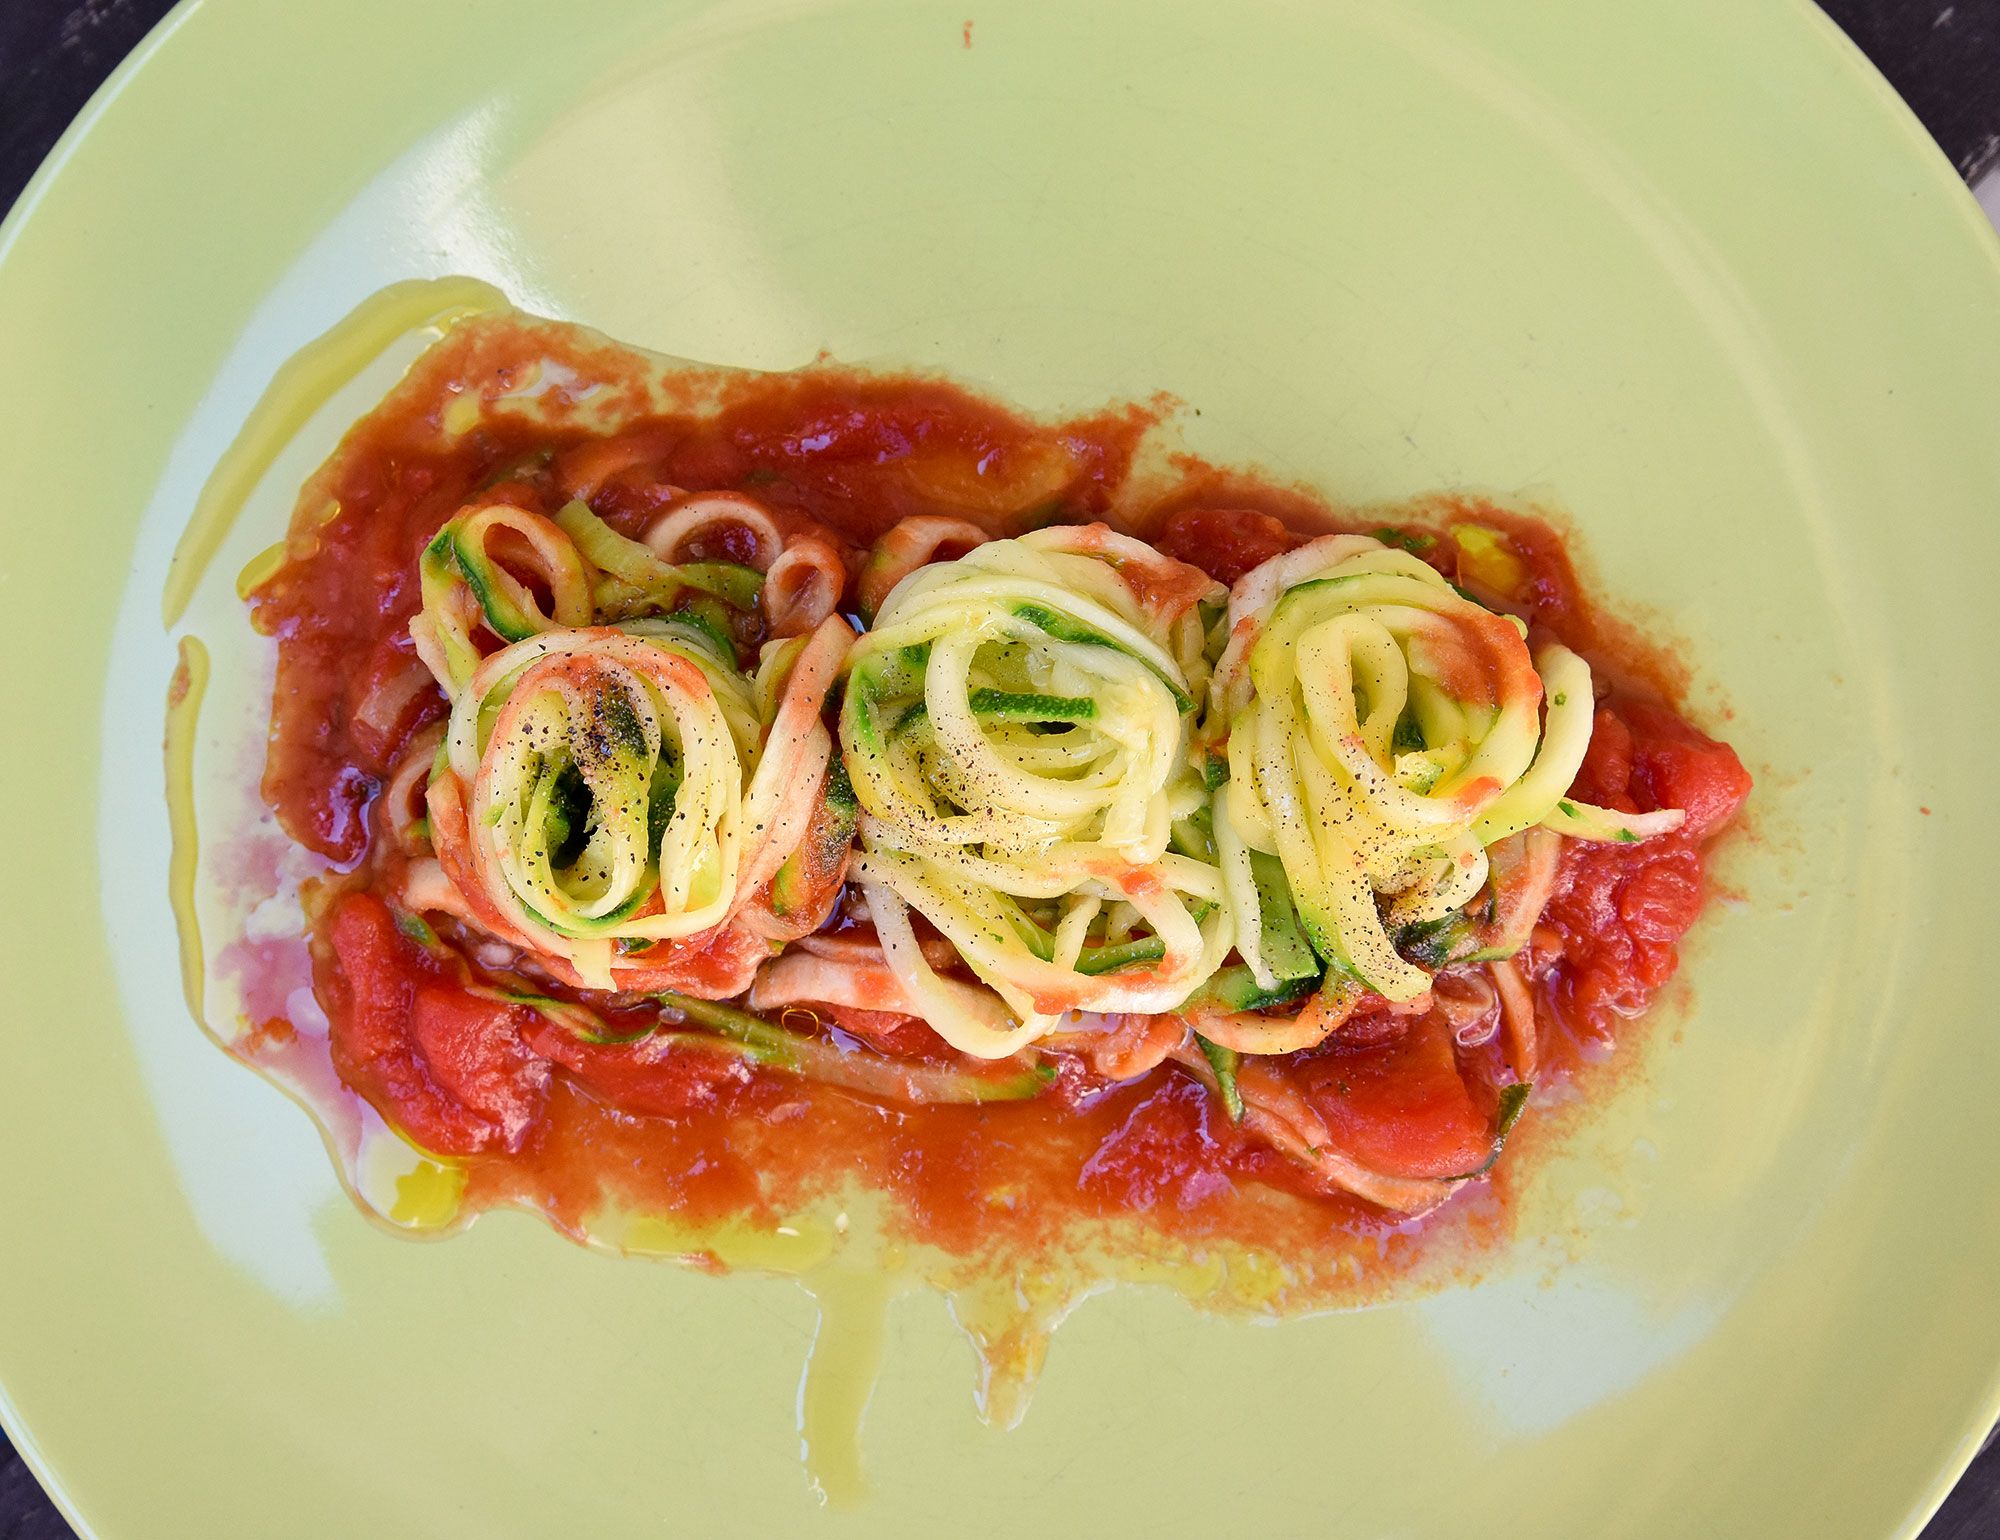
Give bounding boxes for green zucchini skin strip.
[1196,1035,1245,1122]
[653,992,1053,1104]
[1185,965,1318,1014]
[502,988,1053,1106]
[1247,851,1322,984]
[1012,603,1196,712]
[411,504,596,690]
[553,499,764,614]
[449,534,538,642]
[676,561,764,610]
[1441,1082,1533,1180]
[1074,935,1169,977]
[887,689,1098,741]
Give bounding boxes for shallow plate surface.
[1,1,1997,1535]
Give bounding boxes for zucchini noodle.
[1208,532,1683,1008]
[761,535,846,637]
[410,502,593,692]
[856,514,989,619]
[381,723,444,855]
[839,523,1231,1058]
[643,492,784,568]
[553,500,765,623]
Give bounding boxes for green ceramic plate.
[3,0,1997,1534]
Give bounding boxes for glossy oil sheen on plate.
[0,1,1997,1536]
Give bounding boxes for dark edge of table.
[1,1,1996,1536]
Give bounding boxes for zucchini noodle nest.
[428,623,752,986]
[1207,533,1683,1011]
[402,492,855,994]
[840,523,1231,1058]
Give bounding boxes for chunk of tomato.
[324,893,546,1155]
[1622,702,1753,841]
[1294,1016,1491,1180]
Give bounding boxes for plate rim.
[0,0,1994,1534]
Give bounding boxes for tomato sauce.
[240,335,1749,1290]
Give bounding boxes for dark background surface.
[2,1,1998,1536]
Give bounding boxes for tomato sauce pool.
[239,357,1750,1292]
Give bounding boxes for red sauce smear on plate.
[240,340,1749,1289]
